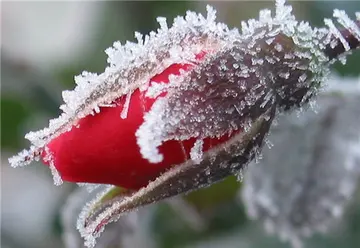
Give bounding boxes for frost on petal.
[190,139,204,164]
[120,92,132,119]
[78,110,275,247]
[43,146,63,185]
[241,81,360,248]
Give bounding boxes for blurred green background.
[1,1,360,248]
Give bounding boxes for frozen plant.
[8,0,360,247]
[241,74,360,248]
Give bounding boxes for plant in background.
[8,0,360,247]
[241,77,360,248]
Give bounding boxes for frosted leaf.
[78,112,274,247]
[136,22,330,163]
[241,82,360,248]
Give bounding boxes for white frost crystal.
[333,9,360,41]
[324,18,351,51]
[190,139,204,164]
[120,92,132,119]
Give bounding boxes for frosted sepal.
[78,111,275,247]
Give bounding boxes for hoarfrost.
[156,17,168,31]
[324,18,350,51]
[266,37,275,45]
[333,9,360,41]
[190,139,204,164]
[42,147,63,186]
[120,92,132,119]
[274,43,283,52]
[49,162,63,186]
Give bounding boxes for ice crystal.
[333,9,360,41]
[190,139,204,164]
[120,92,132,119]
[324,18,351,51]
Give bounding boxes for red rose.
[42,52,236,190]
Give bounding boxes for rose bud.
[8,1,360,247]
[42,56,238,190]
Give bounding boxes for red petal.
[44,59,235,189]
